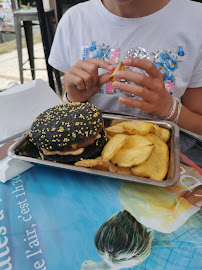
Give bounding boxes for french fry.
[75,157,110,171]
[108,161,133,175]
[158,127,170,143]
[75,156,103,168]
[123,121,156,135]
[105,121,131,137]
[131,133,169,181]
[152,123,170,143]
[101,134,128,164]
[111,135,154,167]
[74,120,170,182]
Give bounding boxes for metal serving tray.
[8,113,180,187]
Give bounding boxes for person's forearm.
[177,105,202,135]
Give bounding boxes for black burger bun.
[29,102,107,163]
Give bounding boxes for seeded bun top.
[29,102,104,151]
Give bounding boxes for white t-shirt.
[48,0,202,117]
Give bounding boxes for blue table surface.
[0,131,201,270]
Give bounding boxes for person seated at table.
[48,0,202,135]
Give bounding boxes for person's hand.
[111,58,173,118]
[64,58,115,102]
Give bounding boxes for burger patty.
[39,129,107,164]
[29,102,104,151]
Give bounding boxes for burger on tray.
[29,102,107,164]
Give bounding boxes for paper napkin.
[0,79,62,182]
[0,79,62,144]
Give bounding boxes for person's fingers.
[84,58,115,72]
[124,58,163,79]
[65,72,87,90]
[74,60,98,89]
[112,68,154,89]
[84,58,115,89]
[112,81,158,103]
[99,72,114,88]
[112,69,164,93]
[74,59,115,89]
[119,96,155,114]
[67,66,94,89]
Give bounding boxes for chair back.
[10,0,19,12]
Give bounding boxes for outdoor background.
[0,0,49,91]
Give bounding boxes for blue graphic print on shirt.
[152,46,185,83]
[82,43,185,95]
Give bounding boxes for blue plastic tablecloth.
[0,162,201,270]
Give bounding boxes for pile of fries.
[75,120,170,181]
